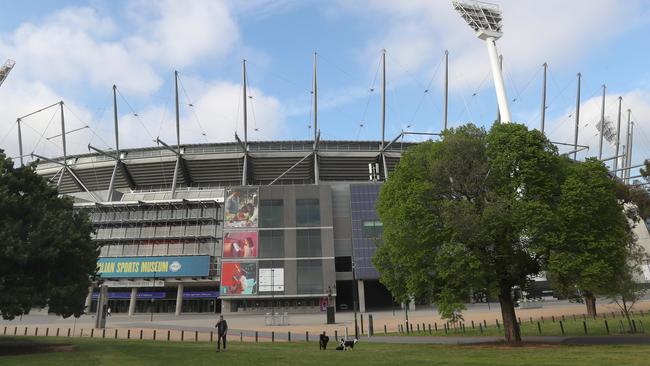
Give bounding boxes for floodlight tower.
[453,1,511,122]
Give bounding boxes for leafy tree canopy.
[375,123,563,343]
[0,150,99,320]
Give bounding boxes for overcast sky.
[1,0,649,176]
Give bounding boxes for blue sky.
[1,0,649,177]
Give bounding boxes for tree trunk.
[498,286,521,344]
[584,292,597,318]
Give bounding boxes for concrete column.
[357,279,366,313]
[128,288,137,316]
[84,286,93,312]
[175,283,184,316]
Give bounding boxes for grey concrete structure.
[32,140,414,315]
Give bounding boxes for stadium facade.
[34,140,414,315]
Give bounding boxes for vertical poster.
[220,262,257,296]
[223,231,258,258]
[224,188,259,228]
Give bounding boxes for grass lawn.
[379,312,649,337]
[2,336,650,366]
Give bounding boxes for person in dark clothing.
[215,315,228,352]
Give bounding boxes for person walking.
[215,315,228,352]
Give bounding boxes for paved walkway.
[365,335,650,345]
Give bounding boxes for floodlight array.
[452,1,502,33]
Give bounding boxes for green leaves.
[0,151,99,320]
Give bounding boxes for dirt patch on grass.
[0,339,74,356]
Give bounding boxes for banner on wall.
[220,262,257,296]
[223,231,258,258]
[259,268,284,292]
[97,256,210,278]
[224,187,259,228]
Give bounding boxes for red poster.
[223,231,258,258]
[220,262,257,296]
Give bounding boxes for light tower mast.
[453,1,511,123]
[0,59,16,87]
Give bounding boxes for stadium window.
[296,199,320,226]
[297,260,323,293]
[335,256,352,272]
[296,229,322,257]
[259,230,284,258]
[260,199,284,228]
[362,220,383,239]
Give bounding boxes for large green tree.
[0,150,98,320]
[375,123,563,344]
[548,158,634,317]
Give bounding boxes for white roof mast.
[453,1,511,123]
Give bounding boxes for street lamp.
[352,259,359,339]
[453,1,511,122]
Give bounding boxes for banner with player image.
[223,231,258,258]
[224,187,259,228]
[220,262,257,296]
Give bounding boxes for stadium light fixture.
[453,1,512,122]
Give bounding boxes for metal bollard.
[128,329,131,339]
[67,328,71,337]
[153,330,156,341]
[140,330,143,340]
[417,324,420,332]
[102,329,106,339]
[210,331,213,342]
[496,319,500,330]
[167,330,171,341]
[560,321,565,335]
[90,329,94,338]
[57,328,60,337]
[552,316,555,323]
[385,325,387,334]
[483,319,487,328]
[632,320,638,333]
[288,331,291,342]
[240,332,243,343]
[255,331,258,343]
[335,330,338,339]
[537,322,541,335]
[583,321,588,335]
[306,331,309,342]
[479,324,483,334]
[35,328,39,337]
[605,320,610,335]
[115,329,118,339]
[428,324,432,334]
[24,327,28,336]
[181,330,184,341]
[195,331,198,342]
[471,320,475,328]
[2,326,5,335]
[272,331,275,343]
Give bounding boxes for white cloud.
[546,89,650,176]
[126,0,240,68]
[343,0,644,90]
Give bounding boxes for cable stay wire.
[29,107,61,155]
[409,52,445,125]
[245,70,260,139]
[115,87,155,141]
[358,52,382,135]
[177,73,209,144]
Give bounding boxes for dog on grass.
[319,333,330,350]
[335,338,358,351]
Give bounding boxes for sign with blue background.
[97,256,210,278]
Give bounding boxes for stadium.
[32,135,415,315]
